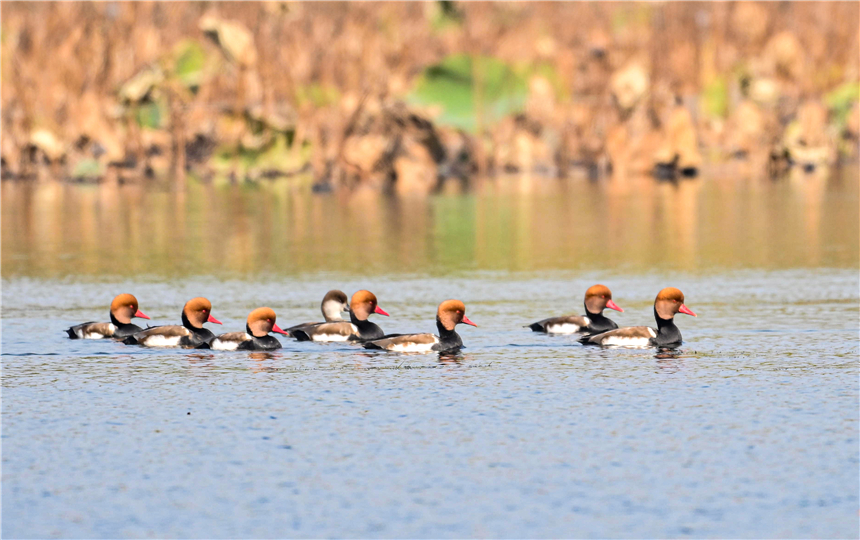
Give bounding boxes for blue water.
[3,269,858,538]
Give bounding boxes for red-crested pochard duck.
[207,307,288,351]
[66,293,151,339]
[527,284,623,334]
[123,297,222,348]
[581,287,696,347]
[290,290,389,342]
[284,290,350,336]
[363,299,477,353]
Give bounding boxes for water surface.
[2,172,858,538]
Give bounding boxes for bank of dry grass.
[2,2,858,190]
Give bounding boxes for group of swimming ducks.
[66,285,697,352]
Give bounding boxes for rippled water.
[3,173,859,538]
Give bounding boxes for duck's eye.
[602,295,606,298]
[129,304,134,308]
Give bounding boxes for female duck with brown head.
[290,290,389,342]
[284,290,350,336]
[208,308,288,351]
[581,287,696,348]
[364,299,477,353]
[527,284,623,335]
[66,293,151,339]
[123,297,222,348]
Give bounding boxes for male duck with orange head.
[207,307,288,351]
[364,299,477,353]
[123,297,222,348]
[66,293,150,339]
[528,284,623,335]
[581,287,696,347]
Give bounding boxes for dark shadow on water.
[655,347,684,372]
[437,350,464,364]
[655,346,682,358]
[248,352,281,362]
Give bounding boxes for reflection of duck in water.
[208,308,288,351]
[290,290,389,342]
[581,287,696,348]
[655,348,684,360]
[284,290,350,336]
[527,284,623,335]
[123,297,222,348]
[437,350,467,365]
[655,348,685,373]
[66,293,151,339]
[248,351,281,362]
[363,300,477,353]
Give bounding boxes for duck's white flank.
[210,333,252,351]
[599,327,656,347]
[140,335,183,347]
[388,336,439,353]
[311,324,358,342]
[600,336,652,347]
[312,333,351,342]
[546,321,587,334]
[83,323,116,339]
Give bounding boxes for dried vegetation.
[2,2,858,190]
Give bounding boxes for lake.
[2,170,858,538]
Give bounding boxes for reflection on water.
[3,169,858,278]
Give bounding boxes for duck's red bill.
[134,310,151,320]
[208,314,223,325]
[678,304,697,317]
[374,306,390,317]
[462,315,477,327]
[606,300,623,312]
[272,323,288,335]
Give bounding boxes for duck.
[580,287,696,347]
[284,290,350,336]
[527,284,623,335]
[207,307,288,351]
[363,299,476,353]
[122,297,222,348]
[290,290,389,342]
[66,293,151,339]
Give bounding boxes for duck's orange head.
[247,307,287,337]
[584,284,623,314]
[350,290,389,321]
[182,297,222,329]
[437,299,477,331]
[655,287,696,320]
[110,293,149,324]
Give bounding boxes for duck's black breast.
[238,335,282,351]
[653,313,682,347]
[113,323,144,339]
[350,320,385,341]
[654,328,682,347]
[431,328,463,353]
[180,327,216,348]
[585,314,618,334]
